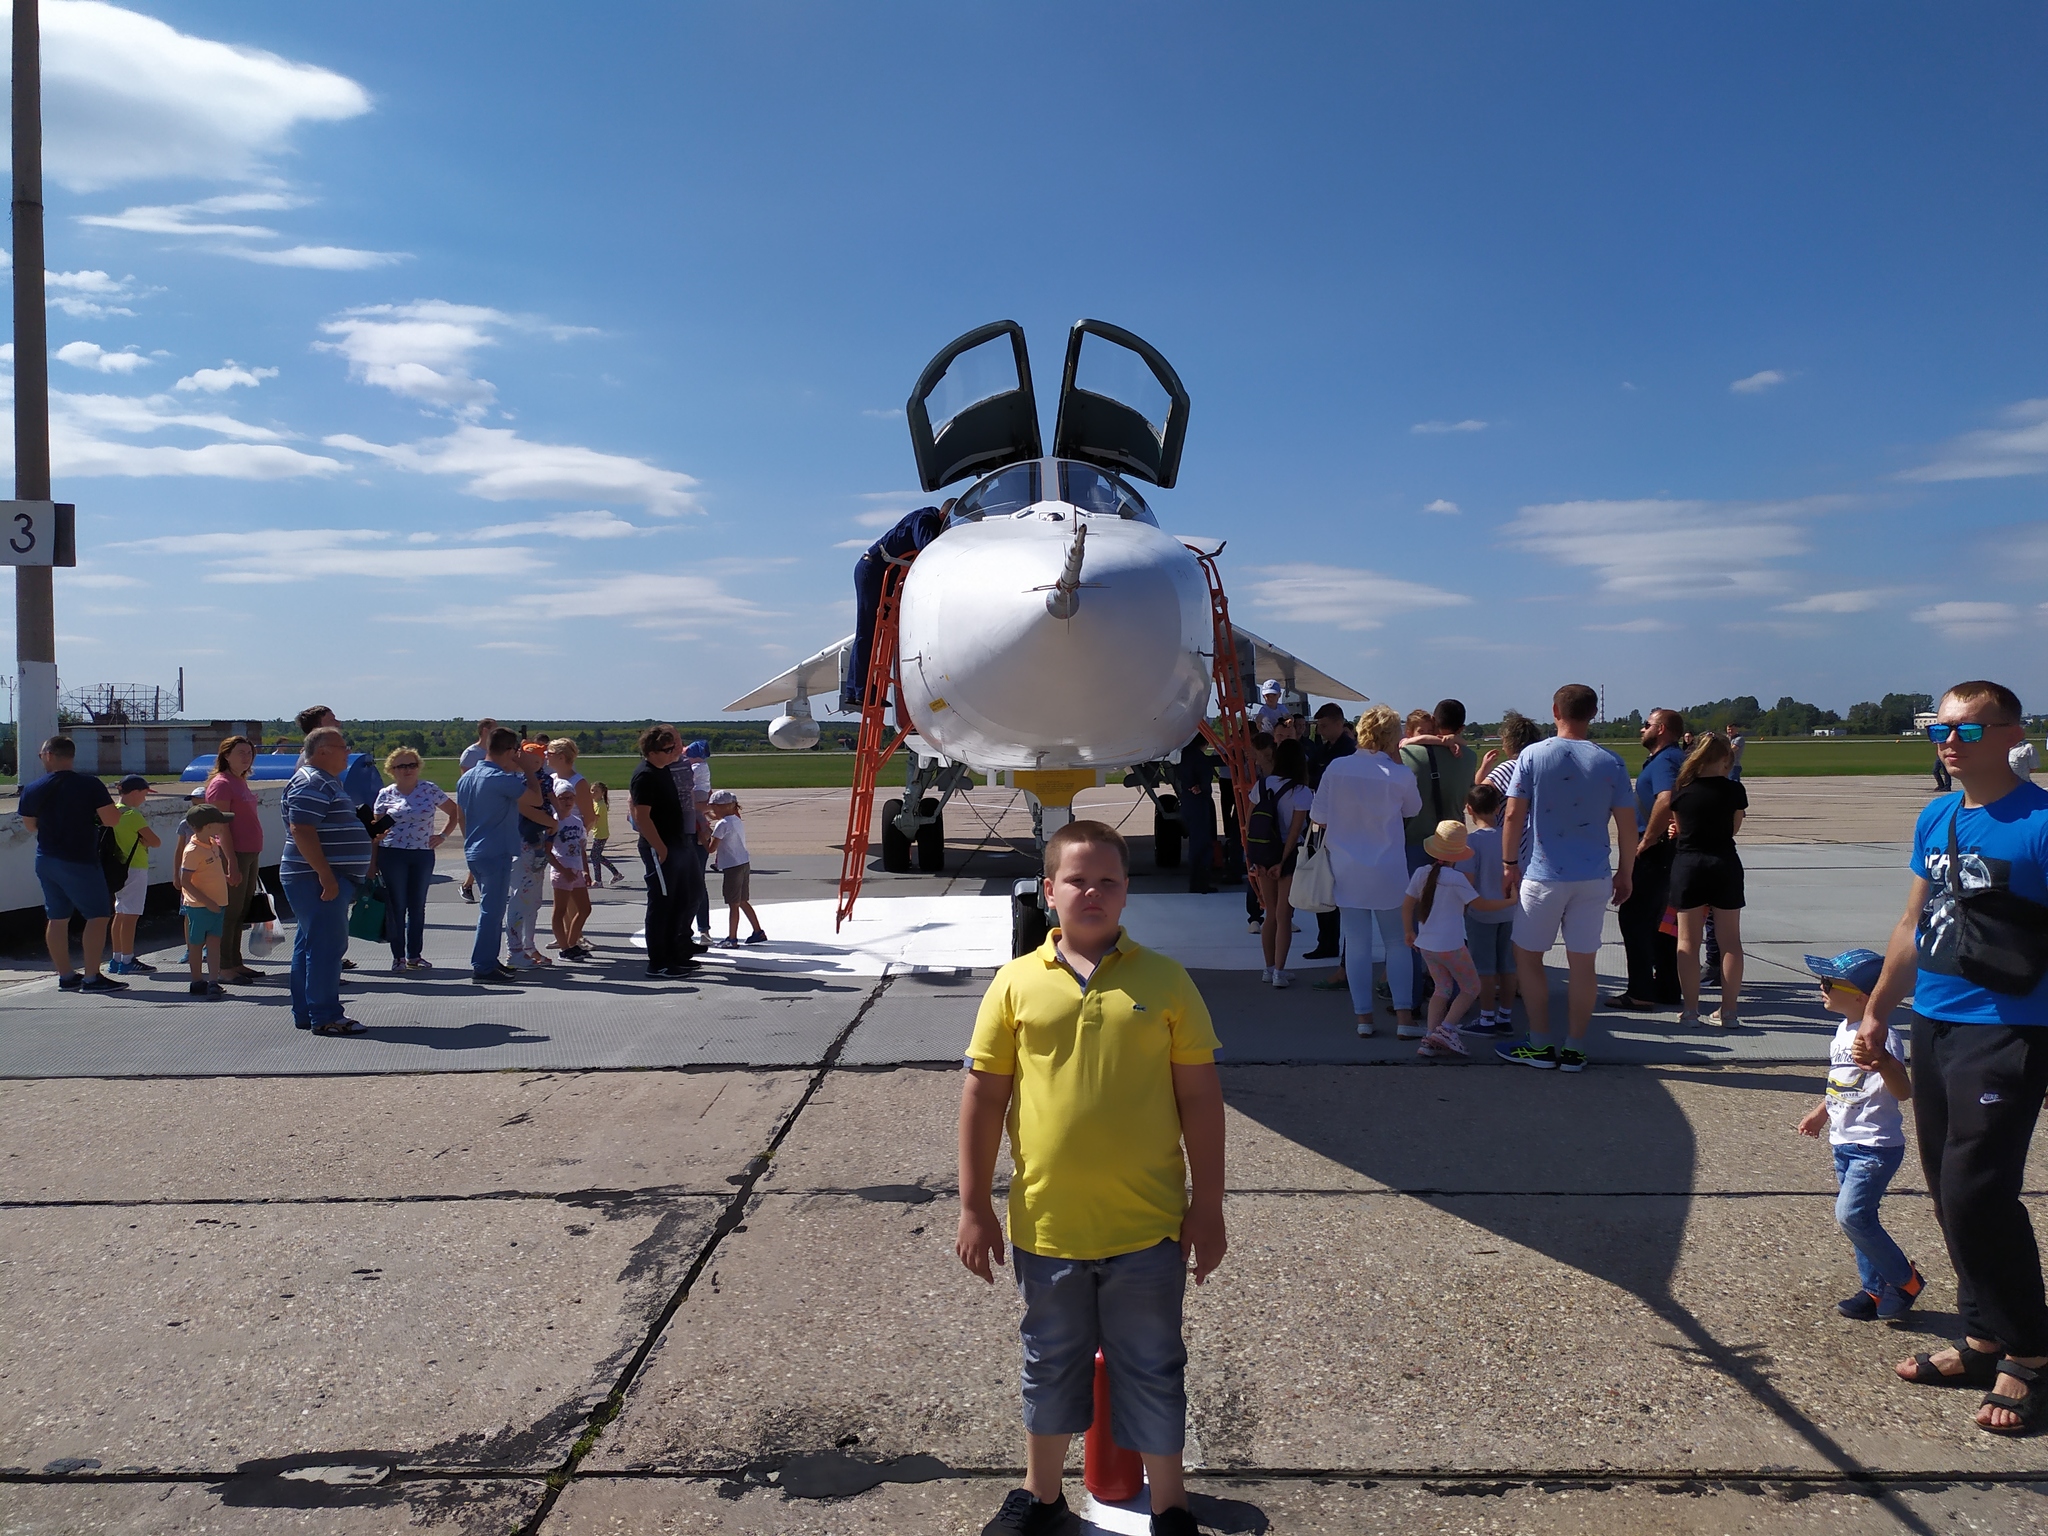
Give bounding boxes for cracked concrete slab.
[0,1070,806,1203]
[0,1476,543,1534]
[547,1472,2048,1534]
[589,1187,2048,1477]
[0,1196,721,1475]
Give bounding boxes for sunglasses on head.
[1925,722,2012,743]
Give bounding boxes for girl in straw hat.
[1403,819,1518,1057]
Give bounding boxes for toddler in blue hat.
[1797,947,1924,1320]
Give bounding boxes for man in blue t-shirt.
[1610,709,1687,1012]
[18,734,124,991]
[456,726,545,983]
[1498,684,1638,1073]
[1859,678,2048,1433]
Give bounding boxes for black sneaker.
[57,973,83,990]
[1152,1505,1203,1536]
[1558,1047,1588,1073]
[1496,1041,1557,1070]
[127,957,157,974]
[80,974,129,992]
[1838,1289,1880,1320]
[980,1487,1076,1535]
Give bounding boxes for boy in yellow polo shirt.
[958,819,1227,1536]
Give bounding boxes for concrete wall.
[66,722,265,777]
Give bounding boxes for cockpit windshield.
[947,460,1157,528]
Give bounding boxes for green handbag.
[347,874,389,941]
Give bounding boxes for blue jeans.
[1834,1141,1911,1292]
[1340,906,1412,1018]
[282,869,354,1027]
[469,851,512,975]
[1014,1239,1188,1455]
[380,847,435,961]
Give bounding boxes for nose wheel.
[1011,879,1049,957]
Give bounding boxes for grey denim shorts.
[1013,1238,1188,1454]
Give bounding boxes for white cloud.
[326,423,698,515]
[1411,419,1488,434]
[861,407,903,419]
[1912,600,2020,642]
[318,300,508,416]
[27,2,369,191]
[175,361,276,393]
[473,510,644,541]
[111,527,542,583]
[391,571,771,638]
[223,243,407,270]
[1501,497,1829,599]
[64,569,143,588]
[1902,399,2048,482]
[56,389,282,441]
[853,508,909,528]
[1773,589,1888,615]
[1582,618,1677,633]
[54,340,147,374]
[832,537,870,549]
[1730,369,1785,394]
[1422,498,1460,515]
[39,268,139,319]
[1244,563,1470,631]
[77,191,296,236]
[0,387,345,479]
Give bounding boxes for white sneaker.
[1396,1023,1427,1039]
[1271,969,1291,989]
[1356,1020,1376,1036]
[1259,966,1273,984]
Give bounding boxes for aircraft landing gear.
[878,760,972,876]
[1011,878,1049,957]
[916,798,946,872]
[880,798,913,872]
[1153,792,1182,868]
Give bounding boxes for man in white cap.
[1253,680,1287,734]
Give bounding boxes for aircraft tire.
[1012,888,1050,957]
[916,799,945,873]
[1154,794,1182,869]
[881,798,913,872]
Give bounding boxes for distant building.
[1814,727,1848,737]
[67,721,262,777]
[1913,711,1940,731]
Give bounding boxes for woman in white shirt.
[1309,703,1423,1037]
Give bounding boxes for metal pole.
[12,0,54,776]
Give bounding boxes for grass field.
[1594,736,1944,777]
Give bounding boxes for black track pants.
[1913,1015,2048,1355]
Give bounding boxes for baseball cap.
[117,774,150,794]
[1803,947,1885,994]
[1260,679,1283,697]
[684,740,710,759]
[185,804,234,830]
[710,788,737,805]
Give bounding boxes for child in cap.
[1796,947,1924,1320]
[1403,819,1518,1057]
[180,804,234,999]
[107,775,161,977]
[1459,783,1517,1036]
[708,790,765,947]
[958,820,1226,1536]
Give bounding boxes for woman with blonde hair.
[1309,703,1423,1036]
[202,735,265,981]
[372,747,461,972]
[1643,731,1748,1026]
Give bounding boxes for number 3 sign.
[0,502,76,566]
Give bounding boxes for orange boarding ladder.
[1188,544,1257,865]
[836,554,916,929]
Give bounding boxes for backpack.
[98,821,135,897]
[1245,776,1290,869]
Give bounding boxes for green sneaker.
[1558,1048,1588,1073]
[1496,1040,1558,1070]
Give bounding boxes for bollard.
[1083,1349,1144,1503]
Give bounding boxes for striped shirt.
[280,764,372,878]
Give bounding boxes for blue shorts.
[36,854,111,921]
[183,905,224,944]
[1465,913,1515,975]
[1014,1238,1187,1455]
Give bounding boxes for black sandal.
[1981,1359,2046,1436]
[1903,1341,2001,1388]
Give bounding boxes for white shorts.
[1512,877,1609,956]
[114,864,148,916]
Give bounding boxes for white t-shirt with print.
[373,781,450,851]
[711,814,749,870]
[1826,1018,1907,1147]
[1405,864,1479,952]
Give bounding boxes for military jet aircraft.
[726,319,1363,938]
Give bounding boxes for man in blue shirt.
[457,726,545,982]
[1858,679,2048,1434]
[1498,684,1639,1072]
[1610,709,1687,1012]
[281,728,374,1034]
[19,734,124,991]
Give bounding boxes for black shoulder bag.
[1947,807,2048,995]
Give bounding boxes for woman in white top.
[1254,738,1316,988]
[1309,703,1423,1037]
[372,749,461,971]
[544,737,599,827]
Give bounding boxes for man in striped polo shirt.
[281,727,373,1035]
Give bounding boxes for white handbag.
[1290,828,1336,913]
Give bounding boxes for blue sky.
[6,1,2047,725]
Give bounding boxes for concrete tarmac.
[7,773,2048,1533]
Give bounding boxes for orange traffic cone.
[1083,1349,1144,1503]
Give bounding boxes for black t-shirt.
[1672,776,1748,857]
[20,768,112,863]
[629,760,684,847]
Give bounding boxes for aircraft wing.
[723,635,856,711]
[1229,621,1368,703]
